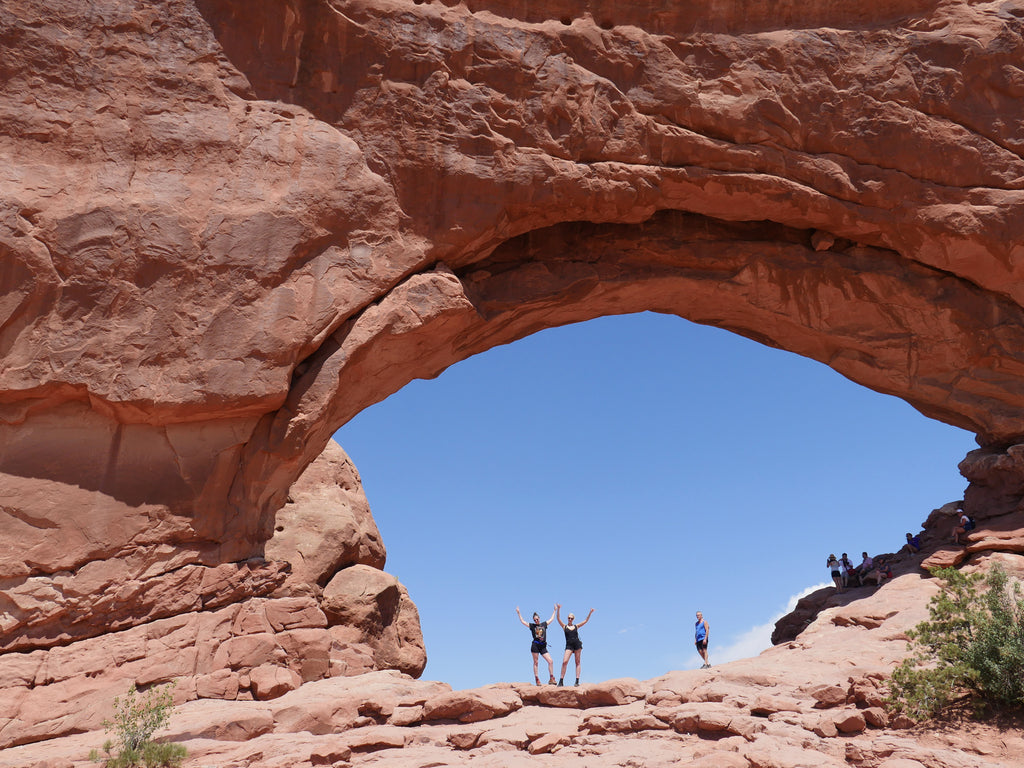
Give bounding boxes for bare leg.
[697,643,710,667]
[543,652,556,683]
[531,652,540,684]
[560,649,571,682]
[574,649,582,682]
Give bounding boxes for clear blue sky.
[334,311,976,690]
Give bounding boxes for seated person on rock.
[862,556,892,586]
[901,532,921,554]
[855,551,873,581]
[953,506,976,545]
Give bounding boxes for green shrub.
[887,564,1024,720]
[89,682,186,768]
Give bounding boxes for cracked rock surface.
[3,0,1024,758]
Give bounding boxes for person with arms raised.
[556,605,594,686]
[516,605,557,685]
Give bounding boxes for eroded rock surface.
[3,0,1024,757]
[6,549,1024,768]
[0,442,424,750]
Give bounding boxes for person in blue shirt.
[695,611,711,669]
[902,532,921,554]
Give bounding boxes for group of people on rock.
[901,503,976,556]
[516,606,712,684]
[828,504,978,595]
[515,504,980,686]
[825,551,891,593]
[516,605,594,686]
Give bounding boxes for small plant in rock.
[887,564,1024,721]
[89,682,187,768]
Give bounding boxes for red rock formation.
[265,440,387,594]
[0,440,424,750]
[3,0,1024,755]
[6,550,1024,766]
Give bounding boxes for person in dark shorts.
[555,604,594,686]
[902,532,921,554]
[516,605,557,685]
[953,503,976,545]
[695,610,711,669]
[826,554,844,593]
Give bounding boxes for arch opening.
[334,311,975,689]
[232,208,1023,540]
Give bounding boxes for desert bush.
[89,682,186,768]
[887,564,1024,720]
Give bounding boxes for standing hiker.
[516,605,557,685]
[556,605,594,686]
[695,610,711,669]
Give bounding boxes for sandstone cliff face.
[3,0,1024,755]
[0,441,424,750]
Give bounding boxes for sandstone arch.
[3,0,1024,746]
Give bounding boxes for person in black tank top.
[556,604,595,686]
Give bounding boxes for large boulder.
[322,565,427,677]
[265,440,386,594]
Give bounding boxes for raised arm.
[547,605,558,626]
[515,606,529,627]
[555,604,565,628]
[577,608,595,628]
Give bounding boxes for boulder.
[265,441,386,593]
[165,699,275,742]
[250,664,302,700]
[582,703,670,735]
[810,685,847,709]
[321,565,426,677]
[750,694,804,717]
[421,687,523,724]
[309,740,353,766]
[345,725,407,751]
[863,707,889,728]
[833,710,867,734]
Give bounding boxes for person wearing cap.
[953,502,976,545]
[555,604,594,686]
[826,554,844,593]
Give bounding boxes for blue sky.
[334,311,976,690]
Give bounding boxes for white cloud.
[714,582,830,665]
[617,623,646,635]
